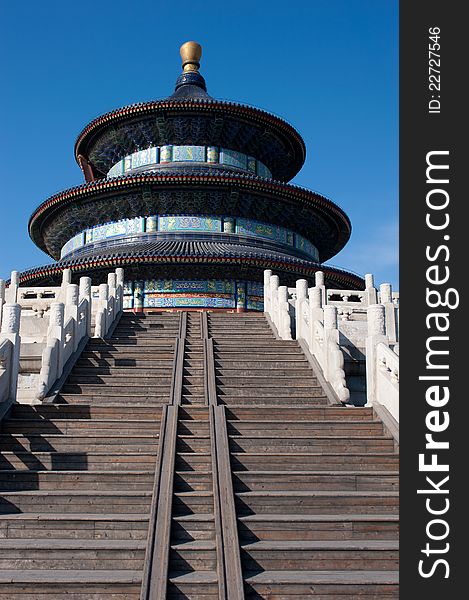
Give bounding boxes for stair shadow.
[0,497,22,514]
[229,456,248,471]
[240,550,265,577]
[0,404,90,510]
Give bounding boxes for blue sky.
[0,0,398,288]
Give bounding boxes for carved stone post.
[295,279,308,340]
[278,285,293,340]
[115,268,124,313]
[324,305,338,331]
[314,270,326,305]
[380,283,398,343]
[368,303,386,337]
[0,279,5,329]
[65,284,79,353]
[6,271,20,304]
[308,286,323,349]
[365,273,378,306]
[323,305,338,379]
[366,303,388,407]
[0,303,21,402]
[79,277,92,337]
[107,272,117,325]
[263,270,272,315]
[380,283,392,304]
[269,275,280,332]
[49,302,65,377]
[96,283,109,337]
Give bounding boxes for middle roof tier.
[29,169,351,262]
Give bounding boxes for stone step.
[82,348,175,357]
[176,436,211,453]
[0,470,155,491]
[218,396,329,406]
[231,471,399,492]
[182,368,204,378]
[238,513,399,541]
[214,345,303,353]
[80,352,175,362]
[216,376,319,387]
[0,452,157,471]
[181,396,206,406]
[61,384,171,394]
[0,513,150,540]
[235,491,399,515]
[169,540,217,572]
[175,453,212,471]
[217,367,312,377]
[225,406,374,421]
[10,403,161,426]
[230,453,399,471]
[218,386,326,397]
[3,419,161,434]
[174,472,213,492]
[0,434,159,452]
[54,394,170,405]
[228,436,395,453]
[0,491,152,514]
[214,355,307,364]
[76,358,174,368]
[75,362,174,371]
[171,514,216,541]
[177,420,209,435]
[212,336,274,341]
[112,327,179,333]
[10,405,162,420]
[66,375,173,385]
[0,569,142,599]
[227,420,384,436]
[167,570,218,596]
[213,331,275,336]
[243,569,399,597]
[178,408,210,420]
[240,539,399,571]
[181,376,204,386]
[0,539,146,570]
[172,493,214,516]
[100,343,176,349]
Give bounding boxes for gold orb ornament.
[180,41,202,72]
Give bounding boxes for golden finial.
[180,41,202,73]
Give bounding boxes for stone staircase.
[0,310,399,598]
[208,312,399,598]
[0,313,179,598]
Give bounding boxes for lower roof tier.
[29,170,351,262]
[17,238,364,289]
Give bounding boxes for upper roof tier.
[74,42,306,183]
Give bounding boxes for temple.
[0,43,399,598]
[24,41,362,311]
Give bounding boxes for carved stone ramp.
[142,311,242,599]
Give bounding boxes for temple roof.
[58,238,317,265]
[29,171,351,262]
[74,43,306,182]
[18,238,364,289]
